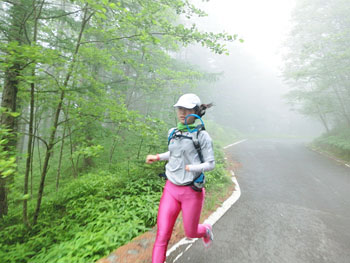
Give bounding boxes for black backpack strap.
[168,128,192,145]
[191,129,204,163]
[187,126,207,192]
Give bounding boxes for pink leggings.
[152,180,207,263]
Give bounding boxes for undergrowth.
[0,164,164,263]
[0,145,231,263]
[311,127,350,162]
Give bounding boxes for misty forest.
[0,0,349,262]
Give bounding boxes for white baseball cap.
[173,93,201,109]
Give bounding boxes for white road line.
[167,140,245,261]
[203,172,241,225]
[172,244,194,262]
[167,238,196,261]
[310,146,350,168]
[223,139,247,149]
[173,253,183,262]
[169,172,241,262]
[311,176,321,184]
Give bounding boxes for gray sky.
[185,0,323,137]
[193,0,296,70]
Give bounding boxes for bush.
[0,166,164,263]
[312,127,350,162]
[0,140,231,263]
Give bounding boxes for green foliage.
[0,144,231,263]
[205,145,231,191]
[205,119,241,147]
[0,0,236,262]
[72,144,104,159]
[312,127,350,161]
[282,0,350,130]
[0,127,17,179]
[0,166,164,263]
[0,107,21,118]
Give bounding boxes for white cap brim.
[173,102,197,109]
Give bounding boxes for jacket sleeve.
[187,160,215,172]
[158,151,170,161]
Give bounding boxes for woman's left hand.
[146,154,159,164]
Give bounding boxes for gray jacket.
[165,128,215,185]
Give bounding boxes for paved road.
[169,138,350,263]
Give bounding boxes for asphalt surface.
[169,138,350,263]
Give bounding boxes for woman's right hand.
[146,154,159,164]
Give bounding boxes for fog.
[182,0,323,138]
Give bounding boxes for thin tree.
[0,0,29,217]
[33,5,94,225]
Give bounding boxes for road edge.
[308,145,350,168]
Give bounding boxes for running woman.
[146,93,215,263]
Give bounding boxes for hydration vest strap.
[167,129,192,145]
[166,125,206,191]
[167,125,205,144]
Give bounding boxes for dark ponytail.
[195,103,213,117]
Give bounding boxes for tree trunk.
[33,6,92,225]
[137,138,143,159]
[316,104,330,133]
[0,178,8,217]
[67,119,78,178]
[108,126,121,166]
[0,64,20,218]
[0,0,33,218]
[33,87,65,225]
[56,120,67,191]
[16,106,28,158]
[23,75,35,226]
[23,0,45,227]
[331,85,350,127]
[83,130,94,169]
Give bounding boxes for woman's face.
[176,107,195,124]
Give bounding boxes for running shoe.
[202,224,214,247]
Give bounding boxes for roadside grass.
[205,120,242,147]
[0,119,240,263]
[0,145,234,263]
[203,123,241,213]
[310,128,350,164]
[308,143,350,165]
[203,170,234,213]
